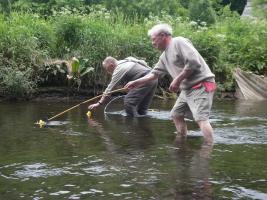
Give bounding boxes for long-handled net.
[104,95,125,116]
[35,88,126,127]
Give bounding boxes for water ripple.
[12,163,66,179]
[49,190,70,196]
[222,186,267,200]
[215,126,267,144]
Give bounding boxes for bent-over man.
[88,56,158,117]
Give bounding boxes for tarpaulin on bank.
[234,68,267,100]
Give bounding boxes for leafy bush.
[252,0,267,19]
[104,0,188,20]
[214,17,267,74]
[0,67,36,98]
[189,0,217,25]
[0,13,53,97]
[53,15,85,57]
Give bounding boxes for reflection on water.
[105,109,171,120]
[45,121,69,126]
[170,137,213,199]
[0,100,266,199]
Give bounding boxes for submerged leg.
[124,103,138,117]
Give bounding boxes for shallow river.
[0,99,266,200]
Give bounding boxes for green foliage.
[215,17,266,73]
[4,0,190,20]
[216,4,240,19]
[2,0,249,22]
[104,0,188,20]
[0,6,266,97]
[11,0,87,17]
[0,13,53,97]
[191,31,221,71]
[252,0,267,19]
[40,60,68,86]
[68,57,94,90]
[0,0,12,16]
[209,16,267,90]
[189,0,217,25]
[0,67,36,98]
[53,15,85,56]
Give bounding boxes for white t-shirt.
[152,37,215,89]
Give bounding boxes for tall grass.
[0,13,54,98]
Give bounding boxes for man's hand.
[169,79,181,93]
[124,80,139,90]
[169,68,193,92]
[88,102,101,110]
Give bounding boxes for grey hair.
[147,23,173,37]
[102,56,117,68]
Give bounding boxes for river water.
[0,99,266,199]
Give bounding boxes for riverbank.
[0,86,235,102]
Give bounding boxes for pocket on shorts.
[190,87,211,121]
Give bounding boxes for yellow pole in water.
[36,88,126,125]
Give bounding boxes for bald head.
[102,56,118,74]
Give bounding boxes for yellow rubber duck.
[87,111,92,118]
[35,119,47,128]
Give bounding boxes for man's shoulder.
[124,56,144,63]
[124,57,150,68]
[173,36,191,44]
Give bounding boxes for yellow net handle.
[48,88,126,121]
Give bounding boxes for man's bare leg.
[172,116,188,137]
[197,120,214,145]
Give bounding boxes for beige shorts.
[170,85,214,121]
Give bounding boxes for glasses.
[151,34,161,40]
[151,33,166,43]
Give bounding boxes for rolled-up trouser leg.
[124,79,158,117]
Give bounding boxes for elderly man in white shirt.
[125,24,216,145]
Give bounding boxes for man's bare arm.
[169,69,193,92]
[124,73,159,90]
